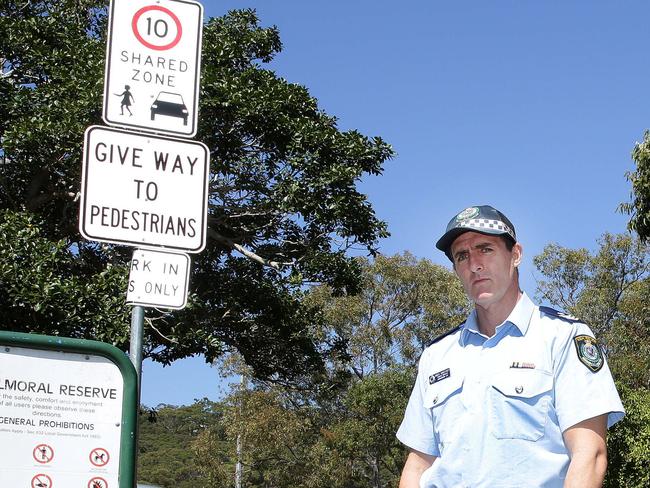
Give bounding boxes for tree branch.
[208,228,283,270]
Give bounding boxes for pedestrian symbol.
[33,444,54,464]
[31,473,52,488]
[114,85,135,116]
[89,447,110,467]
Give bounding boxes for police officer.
[397,205,624,488]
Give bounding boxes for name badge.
[429,368,450,384]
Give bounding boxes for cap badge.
[456,207,479,222]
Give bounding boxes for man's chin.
[473,293,495,307]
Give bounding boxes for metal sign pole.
[129,305,145,394]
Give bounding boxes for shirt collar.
[461,291,535,344]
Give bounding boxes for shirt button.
[515,385,524,394]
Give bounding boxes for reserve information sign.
[0,331,137,488]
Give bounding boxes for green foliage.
[210,367,411,488]
[306,253,470,379]
[534,235,650,485]
[1,3,393,381]
[220,388,315,486]
[621,130,650,241]
[192,255,465,488]
[314,368,412,488]
[605,385,650,488]
[137,399,225,488]
[534,233,650,388]
[0,209,130,342]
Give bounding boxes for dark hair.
[500,235,516,252]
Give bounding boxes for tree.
[219,387,316,487]
[621,130,650,241]
[137,399,225,488]
[534,234,650,487]
[306,252,470,379]
[195,254,467,487]
[0,2,393,381]
[310,367,413,488]
[604,385,650,488]
[534,233,650,388]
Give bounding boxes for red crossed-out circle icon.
[89,447,110,467]
[88,476,108,488]
[33,444,54,464]
[31,473,53,488]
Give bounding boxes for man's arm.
[399,449,436,488]
[562,414,608,488]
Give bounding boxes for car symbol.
[150,91,189,126]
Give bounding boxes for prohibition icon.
[89,447,110,467]
[33,444,54,464]
[89,476,108,488]
[31,473,53,488]
[132,5,182,51]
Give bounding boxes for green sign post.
[0,331,138,488]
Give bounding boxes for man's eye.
[456,253,467,262]
[481,247,492,253]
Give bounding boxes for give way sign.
[79,125,209,253]
[103,0,203,138]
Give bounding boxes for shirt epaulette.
[429,323,463,346]
[539,306,583,324]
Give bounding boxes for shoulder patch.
[429,324,463,346]
[539,306,582,324]
[574,334,604,372]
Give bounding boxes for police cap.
[436,205,516,260]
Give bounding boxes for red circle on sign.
[32,473,53,488]
[33,444,54,464]
[132,5,183,51]
[88,477,108,488]
[89,447,110,467]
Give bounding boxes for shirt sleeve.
[396,351,440,456]
[553,322,625,433]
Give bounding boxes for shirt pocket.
[424,375,465,450]
[489,369,553,441]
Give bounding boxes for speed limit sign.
[132,5,184,51]
[103,0,203,137]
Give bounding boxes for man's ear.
[512,243,523,267]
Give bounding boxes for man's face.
[450,232,522,309]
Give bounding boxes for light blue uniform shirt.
[396,292,624,488]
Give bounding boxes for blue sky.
[141,0,650,406]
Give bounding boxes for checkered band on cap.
[457,218,515,240]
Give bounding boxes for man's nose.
[469,254,483,272]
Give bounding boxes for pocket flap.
[423,376,463,408]
[491,369,552,399]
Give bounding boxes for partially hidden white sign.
[127,249,190,309]
[103,0,203,137]
[79,125,209,253]
[0,347,123,487]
